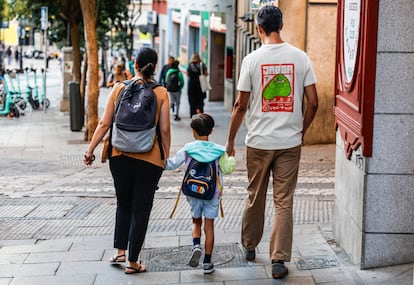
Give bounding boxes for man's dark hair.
[191,113,215,136]
[256,5,283,35]
[171,60,179,69]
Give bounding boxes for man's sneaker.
[271,262,288,279]
[188,245,202,267]
[203,263,215,274]
[242,246,256,261]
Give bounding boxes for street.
[0,57,411,285]
[0,57,336,240]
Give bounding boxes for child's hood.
[184,141,225,163]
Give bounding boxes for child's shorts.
[186,196,220,219]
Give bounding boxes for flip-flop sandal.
[109,254,126,263]
[125,265,147,274]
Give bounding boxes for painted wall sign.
[210,13,226,33]
[343,0,360,83]
[172,9,181,23]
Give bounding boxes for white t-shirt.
[237,43,317,150]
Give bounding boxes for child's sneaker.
[188,245,202,267]
[203,262,215,274]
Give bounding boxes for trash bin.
[69,81,84,131]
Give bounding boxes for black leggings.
[109,155,163,262]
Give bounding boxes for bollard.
[69,81,84,131]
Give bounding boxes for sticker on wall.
[64,61,73,74]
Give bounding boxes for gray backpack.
[111,79,161,153]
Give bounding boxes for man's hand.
[226,142,235,157]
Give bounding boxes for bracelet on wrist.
[84,151,95,161]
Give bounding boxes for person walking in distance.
[159,55,174,87]
[83,47,171,275]
[165,59,184,121]
[187,53,208,117]
[106,62,132,88]
[225,6,318,279]
[6,46,12,66]
[166,113,235,274]
[14,47,19,64]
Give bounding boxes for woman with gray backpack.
[83,47,171,275]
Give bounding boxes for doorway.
[209,32,225,101]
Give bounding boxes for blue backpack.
[111,79,161,154]
[182,158,217,200]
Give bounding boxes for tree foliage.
[7,0,135,55]
[98,0,139,57]
[7,0,140,139]
[0,0,8,23]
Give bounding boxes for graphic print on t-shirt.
[261,64,294,112]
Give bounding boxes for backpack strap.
[107,80,132,159]
[150,81,165,161]
[156,124,165,160]
[217,175,224,218]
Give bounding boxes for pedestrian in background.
[165,59,184,121]
[6,46,12,66]
[106,62,132,88]
[109,55,119,73]
[166,113,235,274]
[14,47,19,64]
[225,5,318,279]
[128,55,135,77]
[83,47,171,275]
[159,55,174,87]
[187,53,208,117]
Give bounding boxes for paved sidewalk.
[0,61,412,284]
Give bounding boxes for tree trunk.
[81,53,88,141]
[70,21,82,83]
[79,0,99,141]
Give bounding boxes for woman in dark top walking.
[187,53,208,117]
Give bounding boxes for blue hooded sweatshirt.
[166,141,235,197]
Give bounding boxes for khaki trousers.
[242,145,301,262]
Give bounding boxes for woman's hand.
[83,151,96,166]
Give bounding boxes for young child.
[166,113,235,274]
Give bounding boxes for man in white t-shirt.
[226,5,318,279]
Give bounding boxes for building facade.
[333,0,414,269]
[152,0,337,144]
[153,0,235,107]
